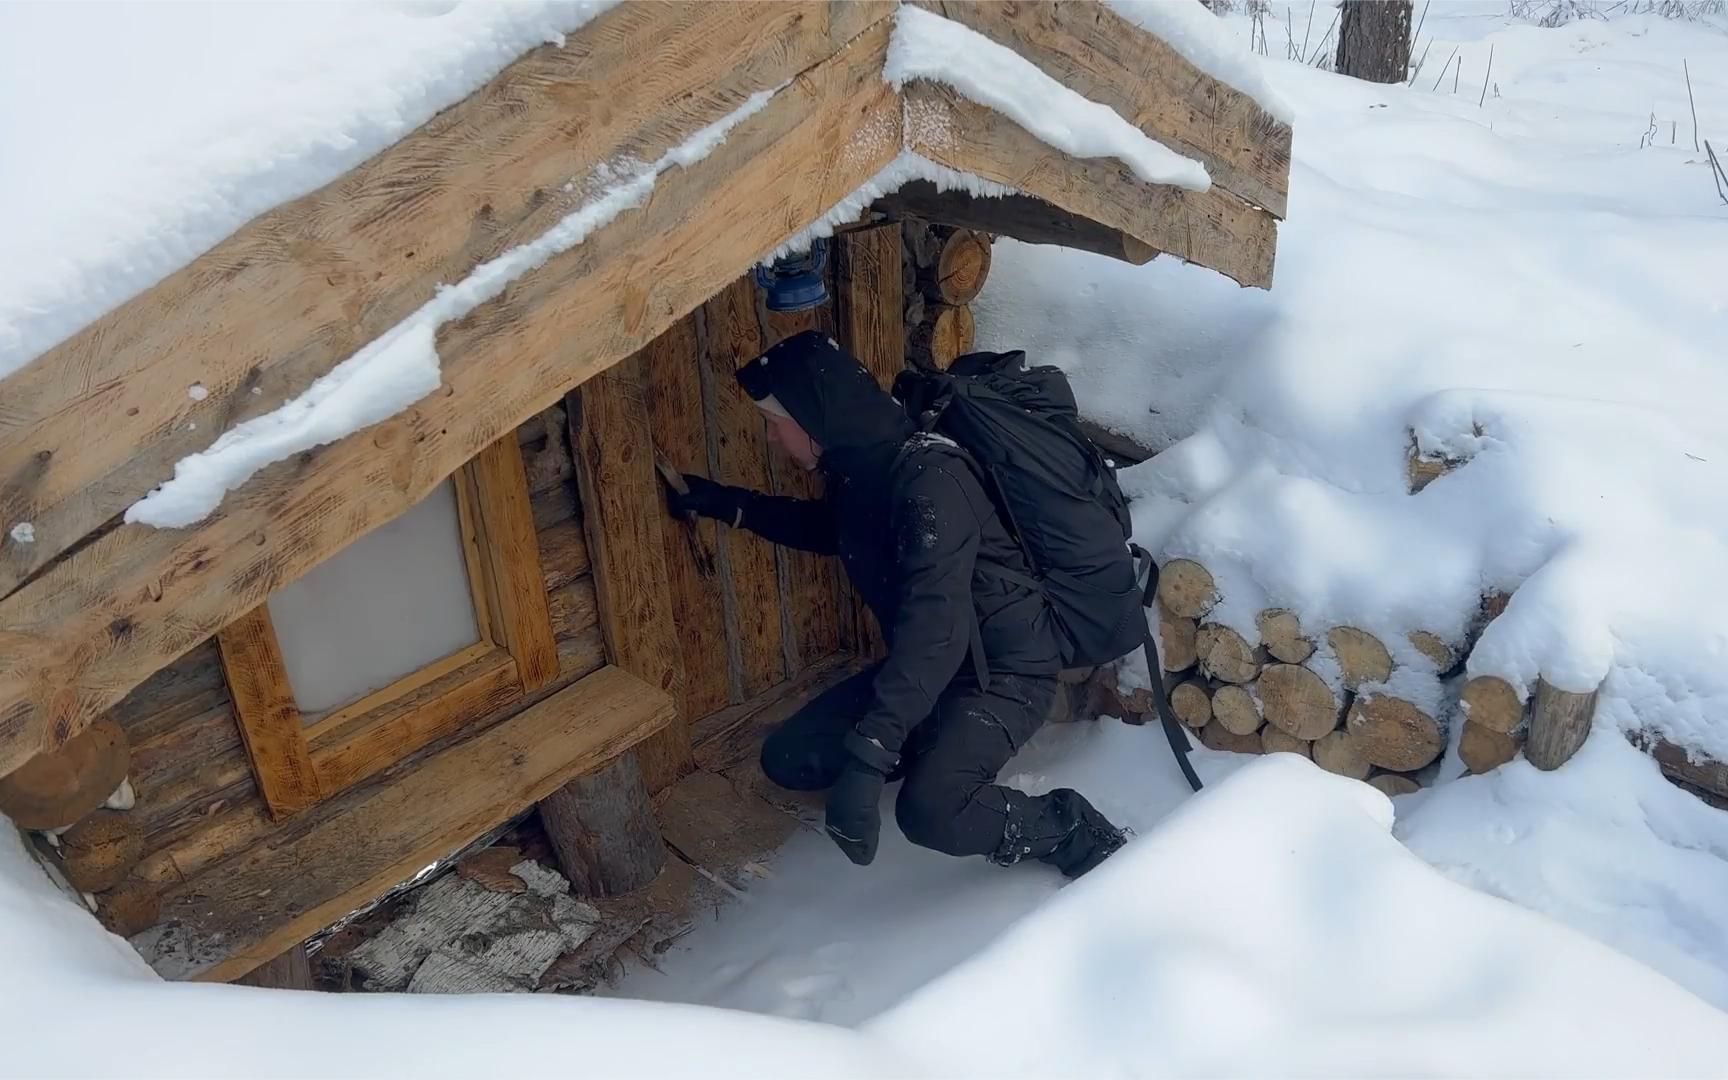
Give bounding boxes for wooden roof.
[0,0,1290,778]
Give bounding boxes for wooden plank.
[215,609,319,818]
[143,664,674,982]
[0,22,903,777]
[546,575,599,641]
[300,640,496,744]
[903,82,1279,289]
[698,278,785,699]
[877,180,1158,266]
[756,301,847,675]
[466,436,559,691]
[233,943,316,990]
[536,519,591,593]
[833,225,904,660]
[641,316,732,720]
[451,466,499,645]
[1647,737,1728,801]
[912,0,1291,218]
[692,652,872,779]
[0,0,897,602]
[655,770,798,893]
[308,649,522,798]
[569,360,693,795]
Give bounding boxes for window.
[218,435,558,818]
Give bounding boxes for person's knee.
[894,772,971,854]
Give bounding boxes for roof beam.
[911,0,1291,218]
[0,0,894,602]
[0,19,902,777]
[874,179,1158,266]
[903,82,1279,288]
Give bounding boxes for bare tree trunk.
[1336,0,1413,83]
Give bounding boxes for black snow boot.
[1040,792,1128,879]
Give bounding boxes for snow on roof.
[1106,0,1296,125]
[0,1,612,384]
[6,752,1724,1076]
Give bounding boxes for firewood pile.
[901,220,990,369]
[1107,556,1602,790]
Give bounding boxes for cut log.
[920,228,992,305]
[0,718,129,829]
[1158,608,1199,672]
[912,303,976,369]
[96,879,161,938]
[537,751,666,898]
[1196,624,1265,684]
[1346,695,1445,772]
[1313,730,1372,781]
[59,809,145,893]
[1257,608,1313,664]
[1197,720,1263,756]
[1212,684,1262,737]
[1260,726,1311,758]
[1170,680,1213,729]
[1461,675,1524,734]
[1368,772,1421,797]
[1459,721,1520,774]
[1327,626,1393,689]
[1259,664,1341,741]
[1526,678,1598,771]
[1406,631,1457,672]
[1156,559,1216,619]
[235,944,316,990]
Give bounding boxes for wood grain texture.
[877,181,1158,265]
[699,279,785,697]
[641,317,732,720]
[569,359,693,794]
[0,0,895,601]
[833,226,902,660]
[904,82,1278,289]
[1526,677,1597,771]
[233,943,315,990]
[538,751,666,898]
[536,520,591,593]
[215,609,319,818]
[912,0,1291,218]
[0,22,902,777]
[465,436,559,690]
[146,664,674,982]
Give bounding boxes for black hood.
[736,330,914,466]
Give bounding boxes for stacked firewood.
[902,220,991,369]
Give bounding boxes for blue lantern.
[755,237,830,312]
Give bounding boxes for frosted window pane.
[268,480,481,719]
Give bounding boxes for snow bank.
[126,86,778,528]
[0,1,612,383]
[0,821,902,1080]
[887,6,1210,191]
[978,6,1728,761]
[870,754,1728,1076]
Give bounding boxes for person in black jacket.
[665,330,1127,878]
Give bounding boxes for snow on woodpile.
[0,1,612,383]
[977,4,1728,770]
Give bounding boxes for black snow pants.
[760,663,1101,867]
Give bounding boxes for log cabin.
[0,0,1291,985]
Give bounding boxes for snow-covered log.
[1327,626,1393,689]
[1406,631,1458,672]
[1196,623,1266,684]
[1527,678,1599,771]
[1346,694,1445,771]
[1256,608,1314,664]
[1212,684,1262,736]
[1461,675,1525,734]
[1313,730,1372,781]
[1259,663,1342,741]
[1158,607,1199,672]
[1156,559,1216,619]
[1459,720,1520,774]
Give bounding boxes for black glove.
[825,731,897,866]
[663,472,743,526]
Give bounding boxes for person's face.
[763,409,821,471]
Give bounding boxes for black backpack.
[892,350,1144,668]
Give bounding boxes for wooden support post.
[1526,677,1598,771]
[537,751,666,898]
[235,943,316,990]
[568,364,693,794]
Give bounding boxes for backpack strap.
[1131,545,1203,793]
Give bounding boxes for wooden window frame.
[219,434,558,819]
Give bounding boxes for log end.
[0,719,131,830]
[1156,559,1217,620]
[1346,695,1444,772]
[1259,663,1341,741]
